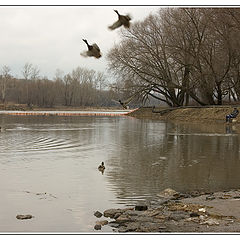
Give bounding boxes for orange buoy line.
[0,109,138,117]
[123,108,139,115]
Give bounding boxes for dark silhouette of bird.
[98,162,105,174]
[80,39,102,59]
[98,162,105,170]
[108,10,132,30]
[118,100,128,109]
[112,92,140,109]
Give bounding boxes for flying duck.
[108,10,132,30]
[80,39,102,59]
[118,100,128,109]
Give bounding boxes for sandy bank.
[128,106,240,123]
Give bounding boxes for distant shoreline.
[0,104,126,112]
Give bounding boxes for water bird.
[80,39,102,59]
[108,10,132,30]
[119,100,128,109]
[98,162,105,171]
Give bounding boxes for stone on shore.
[103,207,134,218]
[16,214,33,220]
[96,220,108,226]
[135,205,148,211]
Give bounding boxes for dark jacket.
[231,108,239,118]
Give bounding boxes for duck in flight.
[80,39,102,59]
[118,100,128,109]
[112,92,139,109]
[108,10,132,30]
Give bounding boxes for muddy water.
[0,114,239,232]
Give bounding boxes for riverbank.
[1,104,239,123]
[127,106,240,123]
[94,188,240,232]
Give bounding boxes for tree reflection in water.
[105,120,240,205]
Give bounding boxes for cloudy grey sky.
[0,6,159,80]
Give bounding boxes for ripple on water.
[0,128,92,154]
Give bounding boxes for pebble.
[201,218,219,226]
[169,211,189,221]
[190,212,200,217]
[135,205,148,211]
[206,195,216,200]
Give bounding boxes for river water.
[0,114,239,232]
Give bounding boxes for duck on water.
[98,162,105,174]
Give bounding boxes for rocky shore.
[94,188,240,232]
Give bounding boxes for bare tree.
[30,65,40,80]
[0,65,11,103]
[22,63,33,80]
[107,12,190,106]
[107,8,240,106]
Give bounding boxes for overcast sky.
[0,6,159,80]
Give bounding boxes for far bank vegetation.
[0,64,120,108]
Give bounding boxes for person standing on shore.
[226,107,239,123]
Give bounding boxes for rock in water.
[94,211,103,218]
[16,214,33,220]
[135,205,148,211]
[94,224,102,230]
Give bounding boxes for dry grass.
[128,106,239,123]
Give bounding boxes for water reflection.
[0,115,240,231]
[106,120,240,204]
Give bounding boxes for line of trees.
[0,63,120,108]
[107,8,240,106]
